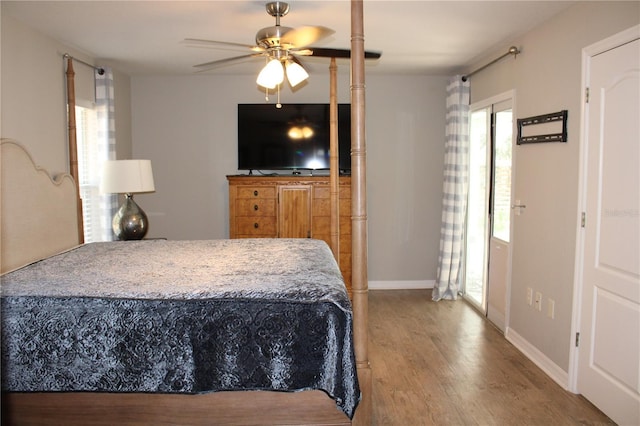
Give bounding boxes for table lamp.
[100,160,155,240]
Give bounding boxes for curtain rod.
[63,53,105,75]
[461,46,520,82]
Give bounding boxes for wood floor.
[368,290,613,425]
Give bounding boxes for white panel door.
[578,35,640,425]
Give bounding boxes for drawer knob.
[254,190,259,196]
[254,223,259,229]
[254,204,259,211]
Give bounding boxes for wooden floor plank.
[369,290,613,425]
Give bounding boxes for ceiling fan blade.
[290,48,313,56]
[183,38,264,53]
[194,53,264,71]
[280,26,335,48]
[306,48,382,59]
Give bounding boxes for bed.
[0,140,365,425]
[2,237,360,419]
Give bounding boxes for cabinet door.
[278,185,311,238]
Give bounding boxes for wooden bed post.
[329,57,340,263]
[350,0,372,424]
[65,57,85,244]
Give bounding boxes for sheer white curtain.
[77,67,117,242]
[432,76,470,301]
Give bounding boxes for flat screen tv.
[238,103,351,173]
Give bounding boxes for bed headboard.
[1,139,80,273]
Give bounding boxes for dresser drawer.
[236,199,276,216]
[236,217,277,236]
[236,186,276,199]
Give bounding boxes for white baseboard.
[505,327,569,390]
[368,280,434,290]
[487,303,506,333]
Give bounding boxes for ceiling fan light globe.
[285,60,309,87]
[257,58,284,89]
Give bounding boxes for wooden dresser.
[227,175,352,292]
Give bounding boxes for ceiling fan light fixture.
[257,58,284,89]
[285,60,309,87]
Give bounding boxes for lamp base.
[113,194,149,240]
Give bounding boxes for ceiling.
[3,1,574,77]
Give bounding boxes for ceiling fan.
[184,1,381,90]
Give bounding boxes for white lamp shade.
[256,59,284,89]
[100,160,155,194]
[285,60,309,87]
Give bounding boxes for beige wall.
[0,13,132,172]
[130,73,448,285]
[468,1,639,373]
[2,13,72,171]
[367,75,447,282]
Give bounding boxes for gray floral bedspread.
[1,238,360,418]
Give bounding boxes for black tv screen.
[238,103,351,172]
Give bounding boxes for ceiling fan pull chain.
[276,84,282,109]
[263,55,270,102]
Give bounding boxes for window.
[492,109,513,243]
[76,105,113,242]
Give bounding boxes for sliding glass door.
[464,107,491,309]
[464,95,513,324]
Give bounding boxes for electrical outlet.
[526,288,533,306]
[548,298,555,319]
[535,292,543,312]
